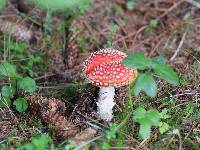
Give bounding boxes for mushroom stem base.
[96,86,115,121]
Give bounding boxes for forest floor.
[0,0,200,149]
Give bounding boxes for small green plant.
[123,52,179,97]
[1,40,44,76]
[101,123,117,150]
[0,62,36,112]
[123,52,177,140]
[0,40,38,112]
[144,19,158,33]
[133,107,170,139]
[126,0,135,10]
[158,108,170,134]
[20,134,54,150]
[13,98,28,113]
[149,19,158,28]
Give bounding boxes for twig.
[138,138,149,149]
[164,89,200,99]
[113,18,127,35]
[34,73,55,80]
[173,129,183,150]
[170,21,191,61]
[114,25,147,44]
[185,49,200,64]
[157,1,184,20]
[170,4,197,61]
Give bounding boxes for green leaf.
[106,123,117,140]
[0,97,11,108]
[123,52,150,70]
[149,19,158,28]
[0,0,6,10]
[139,124,151,139]
[0,63,17,78]
[102,141,110,150]
[146,109,160,126]
[133,107,160,126]
[110,23,118,33]
[133,107,161,139]
[127,1,135,10]
[133,73,157,97]
[18,77,36,93]
[9,43,27,53]
[22,143,34,150]
[27,0,91,11]
[1,86,15,98]
[159,122,170,134]
[13,98,28,112]
[186,103,196,114]
[154,64,179,85]
[32,134,50,149]
[150,56,166,68]
[159,108,170,119]
[133,107,147,122]
[22,134,51,150]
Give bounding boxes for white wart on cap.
[83,48,137,87]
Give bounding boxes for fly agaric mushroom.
[83,48,137,121]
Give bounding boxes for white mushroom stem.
[96,86,115,121]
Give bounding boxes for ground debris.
[70,85,98,128]
[17,0,45,24]
[0,108,17,140]
[115,86,129,112]
[0,19,34,42]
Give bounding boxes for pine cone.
[41,109,78,138]
[25,95,66,113]
[0,108,18,140]
[25,94,78,138]
[25,95,49,111]
[66,43,79,69]
[43,98,66,116]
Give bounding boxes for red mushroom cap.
[83,48,137,87]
